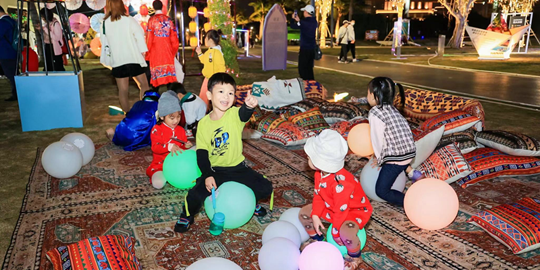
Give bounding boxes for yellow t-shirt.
[198,47,226,78]
[196,106,246,167]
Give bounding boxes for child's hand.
[205,176,217,192]
[312,215,325,236]
[195,46,202,55]
[185,141,193,149]
[244,90,258,109]
[170,144,184,155]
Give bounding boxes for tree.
[348,0,354,20]
[499,0,538,13]
[235,11,249,28]
[315,0,333,46]
[333,0,348,41]
[438,0,476,48]
[248,0,270,39]
[208,0,239,75]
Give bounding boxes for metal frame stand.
[490,12,539,53]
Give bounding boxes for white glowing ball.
[61,133,95,165]
[42,141,83,178]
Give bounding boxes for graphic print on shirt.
[210,126,230,156]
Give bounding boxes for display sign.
[466,25,529,59]
[509,16,526,29]
[263,4,288,71]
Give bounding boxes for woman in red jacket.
[146,91,192,189]
[299,129,373,270]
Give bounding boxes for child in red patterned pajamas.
[299,129,373,270]
[146,91,193,189]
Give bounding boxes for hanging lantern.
[203,7,210,18]
[188,6,197,18]
[189,21,197,33]
[140,4,148,16]
[190,37,198,47]
[204,22,211,32]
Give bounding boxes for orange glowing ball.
[204,22,211,32]
[347,123,374,157]
[90,37,101,57]
[404,178,459,230]
[189,37,198,47]
[203,7,210,18]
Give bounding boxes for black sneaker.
[174,216,194,233]
[254,204,267,217]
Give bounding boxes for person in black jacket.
[290,4,317,80]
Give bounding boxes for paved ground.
[282,50,540,108]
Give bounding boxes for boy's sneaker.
[254,204,267,217]
[409,170,425,183]
[174,216,194,233]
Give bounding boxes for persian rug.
[2,140,540,270]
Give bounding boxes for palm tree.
[334,0,348,41]
[235,11,249,28]
[348,0,354,20]
[248,0,270,39]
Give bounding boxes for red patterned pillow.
[46,235,141,270]
[289,107,330,134]
[468,197,540,254]
[457,148,540,188]
[252,111,288,134]
[261,123,316,146]
[330,117,368,140]
[420,110,482,135]
[418,143,473,184]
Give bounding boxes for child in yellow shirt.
[196,29,226,108]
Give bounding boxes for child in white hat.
[299,129,373,269]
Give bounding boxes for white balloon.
[360,157,407,202]
[42,141,83,179]
[262,221,302,248]
[186,257,242,270]
[61,133,95,166]
[259,237,300,270]
[279,208,310,242]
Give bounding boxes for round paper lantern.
[69,13,90,34]
[90,37,101,57]
[86,0,106,11]
[203,7,210,18]
[61,133,95,166]
[347,123,374,157]
[188,6,198,18]
[404,178,459,230]
[163,150,200,189]
[298,241,344,270]
[140,4,149,16]
[326,224,366,256]
[204,22,211,32]
[278,208,310,242]
[360,157,407,202]
[204,182,256,229]
[42,141,83,179]
[186,257,241,270]
[262,221,302,248]
[258,237,300,270]
[190,37,198,47]
[189,21,197,33]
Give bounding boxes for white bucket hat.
[304,129,349,173]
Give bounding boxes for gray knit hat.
[158,90,181,118]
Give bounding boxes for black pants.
[339,44,349,61]
[43,44,65,71]
[375,163,408,206]
[298,47,315,80]
[182,161,273,217]
[0,58,17,98]
[348,42,356,59]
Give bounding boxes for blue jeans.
[375,163,408,206]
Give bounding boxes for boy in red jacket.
[146,90,193,189]
[299,129,372,270]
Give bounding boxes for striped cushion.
[46,235,141,270]
[261,122,316,146]
[289,107,330,134]
[468,197,540,254]
[418,143,473,184]
[457,148,540,188]
[420,110,482,135]
[476,130,540,156]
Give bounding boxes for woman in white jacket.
[37,8,64,71]
[101,0,150,113]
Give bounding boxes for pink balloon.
[69,13,90,34]
[404,178,459,230]
[298,242,343,270]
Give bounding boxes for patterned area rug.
[2,140,540,270]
